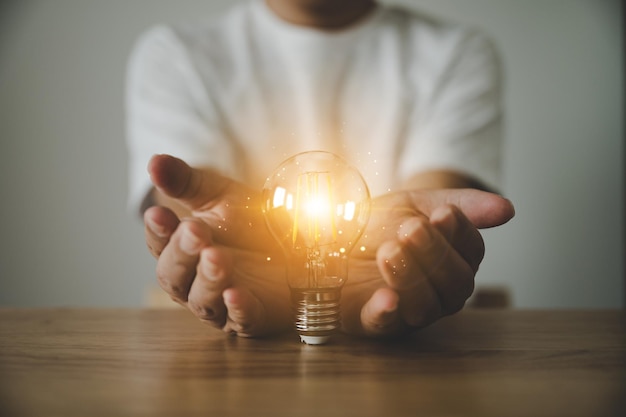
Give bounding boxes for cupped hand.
[341,188,515,337]
[144,154,291,337]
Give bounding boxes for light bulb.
[262,151,371,344]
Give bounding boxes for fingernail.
[380,302,398,316]
[402,218,432,246]
[180,228,202,255]
[201,253,220,281]
[146,217,167,238]
[369,304,398,330]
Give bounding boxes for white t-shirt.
[126,0,503,211]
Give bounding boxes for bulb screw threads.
[291,288,341,344]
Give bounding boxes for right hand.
[143,154,292,337]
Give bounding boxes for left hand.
[341,188,514,337]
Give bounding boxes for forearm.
[399,169,493,192]
[144,168,491,219]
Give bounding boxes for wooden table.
[0,309,624,417]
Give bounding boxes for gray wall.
[0,0,623,308]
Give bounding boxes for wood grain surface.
[1,309,624,417]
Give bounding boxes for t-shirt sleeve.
[125,26,239,213]
[398,28,504,191]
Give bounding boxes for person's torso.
[171,1,466,195]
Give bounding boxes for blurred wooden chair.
[467,285,511,308]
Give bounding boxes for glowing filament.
[292,171,337,247]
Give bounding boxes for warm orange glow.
[292,171,338,246]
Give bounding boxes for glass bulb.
[262,151,371,344]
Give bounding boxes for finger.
[395,216,474,315]
[222,287,267,337]
[376,240,417,290]
[375,237,445,327]
[359,288,402,336]
[407,189,515,229]
[397,280,444,328]
[430,204,484,273]
[186,246,233,328]
[156,218,212,304]
[144,206,179,258]
[376,214,434,291]
[148,154,231,210]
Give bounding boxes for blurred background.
[0,0,623,309]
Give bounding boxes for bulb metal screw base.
[291,288,341,345]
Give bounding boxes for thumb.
[148,154,230,210]
[408,189,515,229]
